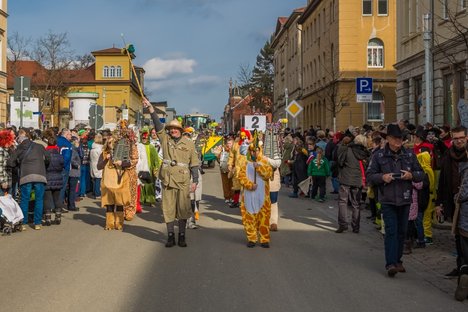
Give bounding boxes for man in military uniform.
[143,98,199,248]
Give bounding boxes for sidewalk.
[280,186,460,295]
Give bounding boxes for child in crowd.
[307,146,330,202]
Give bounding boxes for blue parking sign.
[356,78,373,94]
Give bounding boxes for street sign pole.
[20,76,24,128]
[94,104,98,130]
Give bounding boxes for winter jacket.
[45,146,64,191]
[337,142,370,188]
[366,144,424,207]
[7,139,49,185]
[57,136,72,172]
[90,142,103,179]
[69,146,81,178]
[280,141,294,177]
[435,146,468,218]
[307,156,330,177]
[456,162,468,234]
[292,148,308,184]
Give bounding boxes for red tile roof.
[91,47,123,55]
[7,60,47,88]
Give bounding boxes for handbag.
[138,171,152,183]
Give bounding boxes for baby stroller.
[0,195,25,236]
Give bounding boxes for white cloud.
[143,57,197,79]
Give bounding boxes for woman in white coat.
[89,134,104,199]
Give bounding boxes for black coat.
[367,144,424,207]
[45,147,64,191]
[7,139,49,185]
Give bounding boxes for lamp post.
[423,13,433,124]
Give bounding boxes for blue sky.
[8,0,305,121]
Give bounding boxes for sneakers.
[424,237,433,245]
[318,198,325,203]
[444,268,459,279]
[396,263,406,273]
[386,265,398,277]
[455,273,468,301]
[335,227,348,233]
[34,224,42,230]
[20,224,27,231]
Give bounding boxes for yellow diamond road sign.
[286,100,303,118]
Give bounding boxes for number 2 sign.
[244,115,266,131]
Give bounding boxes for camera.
[392,173,402,179]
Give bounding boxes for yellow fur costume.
[238,153,273,244]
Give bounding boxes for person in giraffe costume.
[238,138,273,248]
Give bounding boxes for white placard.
[244,115,266,131]
[357,94,373,103]
[9,96,40,128]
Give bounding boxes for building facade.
[271,8,305,127]
[7,47,146,128]
[395,0,468,126]
[272,0,397,131]
[0,0,7,124]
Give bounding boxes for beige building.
[273,0,397,131]
[0,1,7,124]
[395,1,468,126]
[271,8,305,125]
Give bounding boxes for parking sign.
[356,78,373,103]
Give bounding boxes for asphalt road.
[1,167,467,312]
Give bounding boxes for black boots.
[165,232,176,248]
[455,265,468,301]
[178,233,187,247]
[166,233,187,247]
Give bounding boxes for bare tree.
[7,31,32,78]
[318,45,353,131]
[237,63,253,93]
[72,53,95,69]
[29,31,75,114]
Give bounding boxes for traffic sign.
[356,78,373,94]
[356,77,373,103]
[244,115,266,131]
[285,100,303,118]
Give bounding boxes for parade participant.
[123,127,139,221]
[228,128,251,208]
[150,127,163,202]
[238,137,273,248]
[279,133,294,187]
[183,128,203,229]
[143,98,199,248]
[137,127,160,207]
[98,120,139,230]
[367,124,424,277]
[265,151,282,231]
[90,134,104,199]
[218,137,234,203]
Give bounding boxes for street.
[1,166,467,312]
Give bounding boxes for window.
[368,92,384,121]
[442,0,448,20]
[378,0,388,15]
[103,66,109,77]
[367,38,384,68]
[363,0,372,15]
[110,66,116,77]
[116,66,122,77]
[461,0,467,10]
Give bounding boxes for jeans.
[381,204,410,267]
[79,165,90,196]
[20,182,45,225]
[68,177,79,210]
[59,170,70,205]
[93,178,101,197]
[331,177,340,193]
[415,210,425,243]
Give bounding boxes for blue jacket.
[366,144,424,207]
[57,136,72,171]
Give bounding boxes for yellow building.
[395,1,468,126]
[63,47,145,127]
[0,1,7,124]
[273,0,397,131]
[7,47,145,128]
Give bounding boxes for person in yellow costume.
[238,140,273,248]
[416,150,435,243]
[227,128,251,208]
